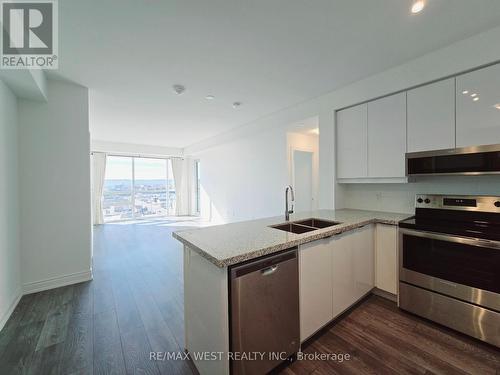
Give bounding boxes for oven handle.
[399,228,500,250]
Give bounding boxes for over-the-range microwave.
[406,144,500,176]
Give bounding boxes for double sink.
[270,218,342,234]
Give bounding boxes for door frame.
[287,135,319,211]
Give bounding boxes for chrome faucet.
[285,185,295,221]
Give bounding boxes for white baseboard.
[0,286,23,332]
[0,270,93,332]
[23,270,93,295]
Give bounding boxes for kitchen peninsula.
[173,209,410,375]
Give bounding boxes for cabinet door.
[456,64,500,147]
[331,232,356,317]
[368,93,407,178]
[375,224,398,295]
[352,225,375,298]
[336,104,368,179]
[407,78,456,152]
[332,225,374,318]
[299,239,333,341]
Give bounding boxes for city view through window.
[103,156,176,222]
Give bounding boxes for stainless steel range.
[398,195,500,348]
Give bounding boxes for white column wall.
[18,79,92,293]
[0,79,22,330]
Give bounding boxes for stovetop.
[399,195,500,242]
[399,215,500,241]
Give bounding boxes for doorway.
[293,150,314,212]
[286,116,319,214]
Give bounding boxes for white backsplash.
[338,175,500,214]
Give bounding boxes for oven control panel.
[415,194,500,212]
[415,195,441,208]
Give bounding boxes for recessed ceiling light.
[173,84,185,95]
[462,90,469,94]
[470,93,477,97]
[205,95,215,100]
[232,102,242,109]
[473,97,479,102]
[411,0,425,14]
[494,103,500,110]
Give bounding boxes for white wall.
[198,126,288,223]
[339,176,500,214]
[0,67,47,101]
[188,26,500,218]
[195,127,320,223]
[18,79,92,293]
[0,80,21,330]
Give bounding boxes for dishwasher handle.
[261,265,278,276]
[230,248,297,279]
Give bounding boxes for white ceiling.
[287,117,319,135]
[50,0,500,148]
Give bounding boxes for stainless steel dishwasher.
[229,248,300,375]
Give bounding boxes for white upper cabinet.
[407,78,456,152]
[336,104,368,179]
[336,62,500,182]
[456,64,500,148]
[367,93,407,178]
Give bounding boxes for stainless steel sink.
[270,223,317,234]
[293,218,341,229]
[270,218,341,234]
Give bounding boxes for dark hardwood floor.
[1,219,499,375]
[0,219,199,375]
[279,296,500,375]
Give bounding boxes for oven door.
[399,228,500,312]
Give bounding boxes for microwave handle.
[399,228,500,250]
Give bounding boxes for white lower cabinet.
[352,225,375,297]
[332,225,374,317]
[299,238,333,341]
[300,225,377,342]
[330,232,356,318]
[375,224,398,295]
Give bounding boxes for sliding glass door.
[103,156,176,222]
[134,158,168,218]
[103,156,134,221]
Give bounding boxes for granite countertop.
[173,209,411,268]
